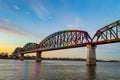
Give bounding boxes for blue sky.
[0,0,120,60]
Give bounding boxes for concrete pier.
[86,44,96,66]
[87,65,96,80]
[36,51,42,62]
[20,53,24,61]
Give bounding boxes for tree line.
[0,52,9,59]
[0,52,86,61]
[0,52,36,59]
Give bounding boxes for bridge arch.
[23,43,39,53]
[92,20,120,44]
[12,47,23,55]
[39,30,92,51]
[11,20,120,65]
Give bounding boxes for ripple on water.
[0,60,120,80]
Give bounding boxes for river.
[0,59,120,80]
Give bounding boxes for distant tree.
[4,53,8,59]
[0,52,9,59]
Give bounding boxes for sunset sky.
[0,0,120,60]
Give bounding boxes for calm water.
[0,59,120,80]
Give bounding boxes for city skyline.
[0,0,120,60]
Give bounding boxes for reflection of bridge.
[12,20,120,65]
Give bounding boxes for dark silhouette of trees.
[0,52,86,61]
[0,52,9,59]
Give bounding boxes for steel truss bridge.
[12,20,120,65]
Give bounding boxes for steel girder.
[39,30,92,51]
[12,47,23,55]
[92,20,120,44]
[12,20,120,54]
[23,43,39,53]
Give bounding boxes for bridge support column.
[86,44,96,66]
[36,51,42,62]
[20,54,24,61]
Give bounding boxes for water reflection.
[23,61,30,80]
[86,65,96,80]
[33,62,42,80]
[17,61,24,79]
[0,60,120,80]
[12,60,24,80]
[20,61,42,80]
[13,60,97,80]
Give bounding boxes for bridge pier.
[86,44,96,66]
[36,51,42,62]
[20,53,24,61]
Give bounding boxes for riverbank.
[0,57,120,63]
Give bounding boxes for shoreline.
[0,58,120,63]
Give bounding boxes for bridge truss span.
[23,43,39,53]
[92,20,120,44]
[39,30,92,51]
[12,47,23,55]
[11,20,120,65]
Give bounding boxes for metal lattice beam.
[12,20,120,54]
[23,43,39,53]
[92,20,120,44]
[39,30,91,51]
[12,47,23,55]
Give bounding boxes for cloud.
[30,0,48,20]
[66,17,84,29]
[0,19,40,38]
[13,5,20,10]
